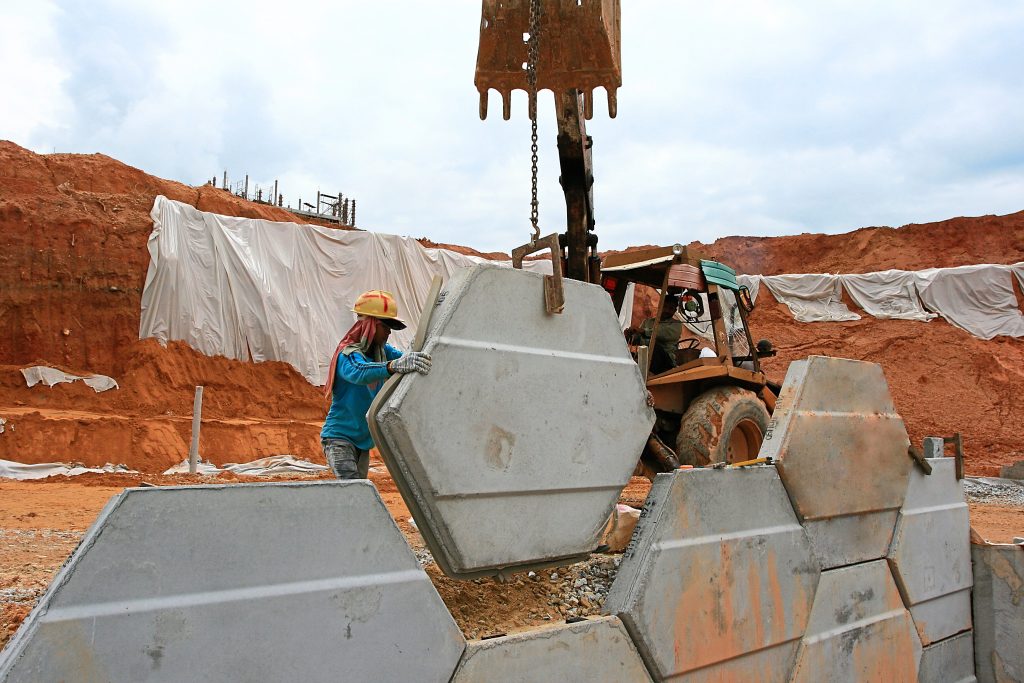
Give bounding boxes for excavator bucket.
[474,0,621,121]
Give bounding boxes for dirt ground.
[1,472,1020,650]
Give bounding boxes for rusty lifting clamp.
[512,233,565,315]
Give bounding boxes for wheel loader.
[475,0,778,476]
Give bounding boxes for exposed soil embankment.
[1,140,1023,473]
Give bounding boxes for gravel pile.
[532,554,621,621]
[963,477,1024,506]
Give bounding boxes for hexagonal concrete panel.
[888,457,972,645]
[919,632,977,683]
[759,356,912,569]
[0,482,466,682]
[604,467,820,682]
[790,560,920,682]
[373,265,654,579]
[450,616,652,682]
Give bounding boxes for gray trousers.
[321,438,369,479]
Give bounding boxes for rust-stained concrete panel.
[450,616,651,682]
[790,559,920,683]
[972,542,1024,683]
[760,355,912,569]
[604,467,819,682]
[373,265,654,579]
[888,457,973,645]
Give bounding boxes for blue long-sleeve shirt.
[321,343,403,450]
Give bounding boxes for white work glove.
[389,351,432,375]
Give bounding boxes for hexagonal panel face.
[918,632,976,683]
[791,560,920,682]
[760,356,912,568]
[373,265,654,578]
[888,457,973,645]
[450,616,652,682]
[604,467,820,682]
[0,483,465,682]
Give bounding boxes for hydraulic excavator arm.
[475,0,621,283]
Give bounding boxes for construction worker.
[321,290,431,479]
[628,293,684,375]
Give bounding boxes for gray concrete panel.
[604,467,819,682]
[0,482,465,683]
[803,510,898,570]
[971,543,1024,683]
[373,265,654,579]
[450,616,652,682]
[791,560,920,682]
[760,356,912,569]
[919,632,977,683]
[888,457,973,645]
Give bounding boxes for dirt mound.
[2,141,1024,474]
[688,212,1024,275]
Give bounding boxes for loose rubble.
[963,477,1024,506]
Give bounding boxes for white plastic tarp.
[914,263,1024,340]
[0,460,137,480]
[839,270,937,322]
[761,273,861,322]
[21,366,119,392]
[161,455,329,476]
[140,196,550,384]
[736,274,761,305]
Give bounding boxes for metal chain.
[527,0,542,241]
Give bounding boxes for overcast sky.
[3,1,1023,252]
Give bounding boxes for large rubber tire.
[675,386,769,467]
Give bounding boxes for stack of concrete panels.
[760,356,913,569]
[0,482,466,682]
[603,356,974,681]
[971,541,1024,683]
[888,457,976,682]
[372,265,654,579]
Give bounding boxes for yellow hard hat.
[352,290,407,329]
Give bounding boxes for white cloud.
[1,1,1022,252]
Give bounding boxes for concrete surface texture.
[888,457,973,645]
[971,542,1024,683]
[374,264,655,579]
[918,631,978,683]
[0,482,466,683]
[604,467,820,682]
[790,559,921,682]
[1000,460,1024,480]
[450,616,652,682]
[760,355,913,569]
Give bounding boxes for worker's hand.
[389,351,432,375]
[645,391,655,407]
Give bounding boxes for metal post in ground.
[189,386,204,474]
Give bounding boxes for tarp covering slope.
[140,196,550,384]
[840,270,937,322]
[761,274,861,323]
[914,264,1024,340]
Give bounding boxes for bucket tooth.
[502,89,512,121]
[479,90,489,120]
[607,86,618,118]
[475,0,622,120]
[583,88,594,120]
